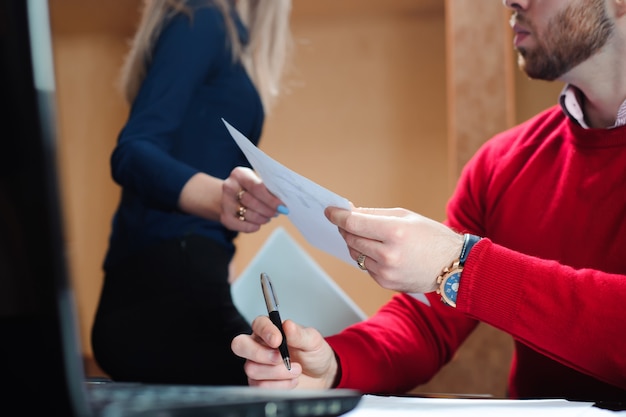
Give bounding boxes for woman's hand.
[221,167,288,233]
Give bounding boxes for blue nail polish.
[277,205,289,215]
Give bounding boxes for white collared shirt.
[559,84,626,129]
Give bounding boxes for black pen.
[260,272,291,370]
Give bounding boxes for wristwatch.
[436,234,482,308]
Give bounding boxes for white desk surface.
[344,395,625,417]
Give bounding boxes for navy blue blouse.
[104,3,263,270]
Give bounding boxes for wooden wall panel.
[411,0,517,397]
[445,0,515,187]
[49,0,141,364]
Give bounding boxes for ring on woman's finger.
[237,205,247,221]
[356,253,367,271]
[237,189,246,202]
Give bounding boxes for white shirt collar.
[559,84,626,129]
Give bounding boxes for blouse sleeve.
[110,6,228,210]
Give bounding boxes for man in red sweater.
[231,0,626,401]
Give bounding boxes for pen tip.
[284,357,291,371]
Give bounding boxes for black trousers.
[91,235,251,385]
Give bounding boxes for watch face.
[442,271,461,307]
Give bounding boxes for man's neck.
[559,31,626,128]
[562,67,626,129]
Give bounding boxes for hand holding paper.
[222,119,355,266]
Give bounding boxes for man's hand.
[231,316,338,389]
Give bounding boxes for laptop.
[232,227,367,337]
[0,1,362,416]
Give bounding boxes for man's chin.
[517,55,560,82]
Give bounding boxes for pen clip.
[261,273,279,312]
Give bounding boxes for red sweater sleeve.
[326,293,478,393]
[458,240,626,391]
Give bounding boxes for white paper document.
[223,119,354,266]
[343,395,619,417]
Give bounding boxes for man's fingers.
[352,206,408,218]
[231,332,284,368]
[247,378,300,389]
[251,315,289,349]
[281,320,318,351]
[326,206,412,244]
[244,361,302,385]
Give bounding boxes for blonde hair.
[119,0,292,113]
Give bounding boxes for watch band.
[459,233,482,266]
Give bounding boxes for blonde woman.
[92,0,292,385]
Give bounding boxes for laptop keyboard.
[87,382,239,416]
[86,381,361,417]
[88,382,222,405]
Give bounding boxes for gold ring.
[356,253,367,271]
[237,205,247,221]
[237,189,246,202]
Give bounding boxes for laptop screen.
[0,0,88,414]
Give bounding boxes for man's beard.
[514,0,614,81]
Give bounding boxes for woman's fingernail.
[277,205,289,215]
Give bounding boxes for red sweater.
[327,106,626,401]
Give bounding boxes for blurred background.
[49,0,562,397]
